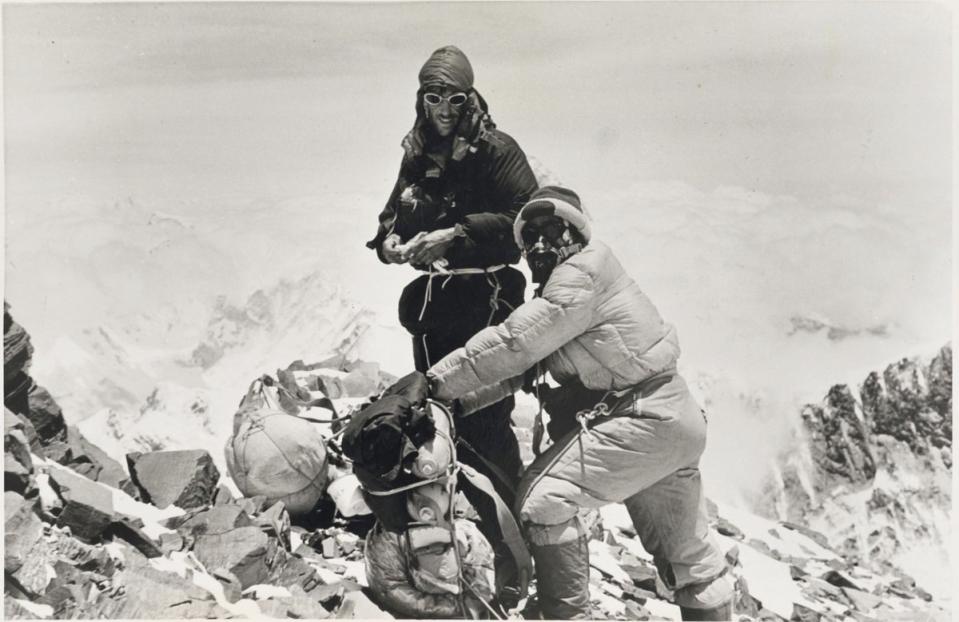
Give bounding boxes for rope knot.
[575,402,609,439]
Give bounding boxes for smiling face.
[422,86,465,138]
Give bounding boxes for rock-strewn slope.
[4,305,950,620]
[763,344,952,600]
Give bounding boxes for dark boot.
[679,601,733,621]
[530,536,591,620]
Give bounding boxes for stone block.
[105,518,163,558]
[193,525,281,589]
[5,428,34,494]
[93,542,231,619]
[5,407,41,453]
[269,552,326,593]
[48,465,116,543]
[4,310,34,384]
[842,587,883,612]
[255,501,291,549]
[213,483,235,505]
[211,567,243,603]
[335,589,392,619]
[4,492,43,574]
[25,384,67,443]
[5,493,57,597]
[42,426,133,493]
[126,449,220,510]
[175,504,253,537]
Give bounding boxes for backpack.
[343,372,531,617]
[224,377,330,516]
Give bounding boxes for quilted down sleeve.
[457,373,526,416]
[429,264,595,401]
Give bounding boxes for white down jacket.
[429,240,680,413]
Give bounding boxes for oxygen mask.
[522,217,579,285]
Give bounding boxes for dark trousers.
[399,267,527,604]
[399,267,526,488]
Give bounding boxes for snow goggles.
[423,92,469,107]
[521,217,568,249]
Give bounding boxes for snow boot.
[679,601,733,621]
[675,571,735,621]
[530,536,591,620]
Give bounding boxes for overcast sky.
[4,1,952,225]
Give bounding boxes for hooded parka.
[366,49,538,579]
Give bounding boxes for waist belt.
[576,372,675,429]
[570,372,675,480]
[429,261,507,276]
[417,263,511,325]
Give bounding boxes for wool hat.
[513,186,592,249]
[418,46,474,92]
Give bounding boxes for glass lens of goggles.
[423,92,469,107]
[522,218,568,250]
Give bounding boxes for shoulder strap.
[459,463,531,601]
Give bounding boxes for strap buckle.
[575,402,609,438]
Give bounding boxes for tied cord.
[575,397,611,479]
[417,263,508,324]
[571,388,647,478]
[530,286,547,457]
[397,401,501,618]
[266,375,342,423]
[362,423,457,496]
[234,379,328,487]
[484,271,517,326]
[532,361,546,457]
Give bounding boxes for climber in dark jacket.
[367,45,539,493]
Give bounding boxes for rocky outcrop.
[4,303,132,492]
[766,343,952,597]
[5,409,36,495]
[862,345,952,451]
[3,440,390,619]
[800,384,876,486]
[4,302,34,412]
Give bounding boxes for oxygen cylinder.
[411,405,453,479]
[406,483,451,523]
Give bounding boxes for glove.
[529,383,574,441]
[383,371,429,406]
[537,382,608,441]
[532,383,557,405]
[532,410,545,457]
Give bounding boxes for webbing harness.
[416,263,513,368]
[571,376,671,478]
[533,375,672,478]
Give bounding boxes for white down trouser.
[514,374,729,593]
